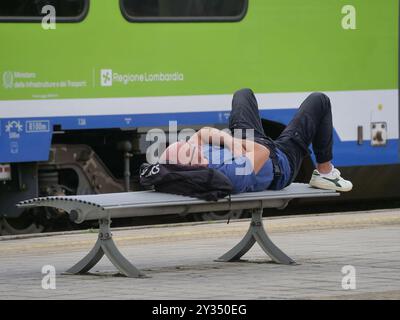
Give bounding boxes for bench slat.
[18,183,336,209]
[17,183,338,223]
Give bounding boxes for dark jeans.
[229,88,334,186]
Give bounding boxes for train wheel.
[0,209,45,236]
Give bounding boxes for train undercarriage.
[1,120,399,235]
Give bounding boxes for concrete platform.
[0,209,399,300]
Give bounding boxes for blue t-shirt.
[202,145,274,194]
[202,145,292,194]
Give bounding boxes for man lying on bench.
[160,89,353,194]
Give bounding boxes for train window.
[120,0,248,22]
[0,0,89,22]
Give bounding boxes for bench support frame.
[64,218,146,278]
[64,207,295,278]
[216,208,296,265]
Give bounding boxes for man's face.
[186,142,206,166]
[177,142,194,165]
[160,141,207,166]
[179,142,206,165]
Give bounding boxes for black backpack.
[139,162,233,201]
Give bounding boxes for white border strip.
[0,89,398,141]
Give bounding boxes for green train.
[0,0,399,234]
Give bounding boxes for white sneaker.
[309,168,353,192]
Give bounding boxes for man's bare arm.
[188,127,270,173]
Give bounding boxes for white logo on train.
[2,71,14,89]
[100,69,113,87]
[5,120,23,139]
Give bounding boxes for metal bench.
[17,183,338,278]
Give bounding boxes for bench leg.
[215,228,256,262]
[100,235,145,278]
[216,208,296,265]
[64,238,104,275]
[64,218,146,278]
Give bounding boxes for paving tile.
[0,210,399,299]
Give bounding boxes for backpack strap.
[206,168,214,185]
[226,194,233,224]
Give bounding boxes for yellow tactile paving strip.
[1,210,399,254]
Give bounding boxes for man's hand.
[188,127,270,174]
